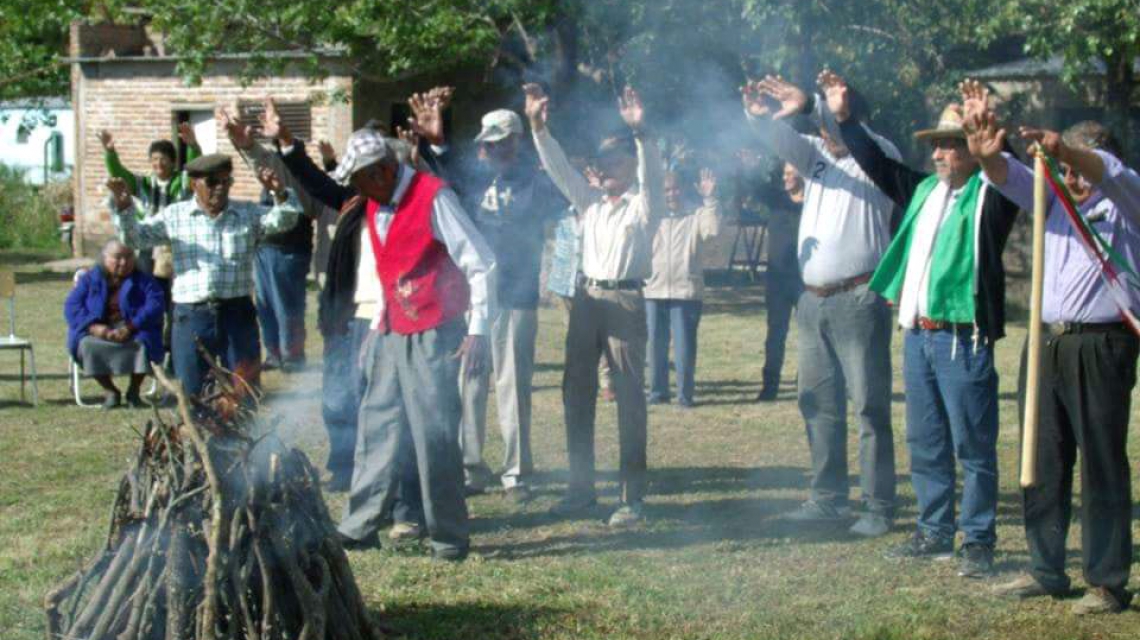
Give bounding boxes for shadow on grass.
[374,601,576,640]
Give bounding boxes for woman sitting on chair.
[65,240,166,408]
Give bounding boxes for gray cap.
[185,153,233,178]
[474,109,523,144]
[330,128,398,186]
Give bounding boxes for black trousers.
[1018,328,1138,597]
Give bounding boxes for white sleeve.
[532,128,601,216]
[430,188,497,335]
[745,112,823,177]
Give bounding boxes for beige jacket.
[644,198,721,299]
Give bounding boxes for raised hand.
[757,75,808,120]
[259,97,292,144]
[395,125,422,167]
[697,168,718,199]
[618,85,645,131]
[218,107,254,151]
[106,177,132,211]
[317,139,337,165]
[256,167,285,197]
[98,130,115,152]
[522,83,550,131]
[740,81,771,118]
[1019,126,1064,159]
[959,79,990,121]
[816,70,851,122]
[407,88,447,146]
[177,122,199,149]
[965,111,1007,160]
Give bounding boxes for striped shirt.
[111,191,302,304]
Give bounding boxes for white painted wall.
[0,106,75,185]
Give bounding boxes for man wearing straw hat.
[971,107,1140,614]
[827,74,1021,578]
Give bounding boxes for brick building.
[66,20,503,264]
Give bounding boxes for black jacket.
[838,119,1021,341]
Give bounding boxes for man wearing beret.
[108,153,302,398]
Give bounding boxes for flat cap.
[185,153,234,178]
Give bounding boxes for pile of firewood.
[44,358,381,640]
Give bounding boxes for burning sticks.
[44,357,381,640]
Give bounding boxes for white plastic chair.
[0,269,38,406]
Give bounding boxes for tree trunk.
[1102,51,1136,165]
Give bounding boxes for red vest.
[365,171,470,335]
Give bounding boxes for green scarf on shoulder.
[869,172,983,323]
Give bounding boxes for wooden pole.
[1020,153,1048,488]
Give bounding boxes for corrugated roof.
[63,48,346,64]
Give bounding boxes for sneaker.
[848,512,891,538]
[884,530,954,560]
[335,530,380,551]
[504,484,533,504]
[101,390,122,410]
[992,574,1058,600]
[607,502,644,527]
[387,522,422,541]
[956,543,994,578]
[781,500,851,522]
[1072,587,1129,615]
[549,494,597,517]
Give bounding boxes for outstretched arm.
[740,78,821,176]
[525,83,599,215]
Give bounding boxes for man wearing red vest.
[329,129,496,561]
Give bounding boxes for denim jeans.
[171,296,261,397]
[796,284,895,514]
[903,328,998,545]
[645,299,703,405]
[254,246,310,362]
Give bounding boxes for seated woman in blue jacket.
[65,240,166,408]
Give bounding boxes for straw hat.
[914,104,967,141]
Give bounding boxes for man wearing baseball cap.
[829,74,1021,577]
[293,126,496,561]
[453,107,566,501]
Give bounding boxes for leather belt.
[582,277,643,291]
[917,317,974,332]
[1046,321,1128,336]
[181,295,252,309]
[803,273,872,298]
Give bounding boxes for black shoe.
[884,530,954,560]
[431,546,469,563]
[101,390,122,410]
[124,390,144,408]
[335,530,380,551]
[956,543,994,578]
[755,386,778,402]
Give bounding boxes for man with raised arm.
[740,75,899,537]
[971,106,1140,614]
[828,74,1021,576]
[107,154,301,398]
[525,83,664,527]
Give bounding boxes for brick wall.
[73,59,353,257]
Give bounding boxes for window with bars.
[236,101,313,143]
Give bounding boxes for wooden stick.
[1020,153,1048,488]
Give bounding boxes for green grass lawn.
[2,249,1139,640]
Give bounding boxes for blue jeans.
[646,299,703,405]
[903,328,999,545]
[323,319,422,525]
[254,246,310,362]
[171,297,261,397]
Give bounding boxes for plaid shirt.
[112,190,302,304]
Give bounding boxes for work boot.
[956,543,994,578]
[1072,587,1129,615]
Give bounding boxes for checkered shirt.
[111,190,302,304]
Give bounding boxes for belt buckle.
[1047,322,1068,337]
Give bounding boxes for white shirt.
[364,165,497,335]
[747,98,900,287]
[897,183,961,328]
[532,128,665,281]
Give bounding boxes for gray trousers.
[796,283,895,514]
[459,307,538,489]
[338,319,469,554]
[563,287,648,504]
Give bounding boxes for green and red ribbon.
[1040,154,1140,334]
